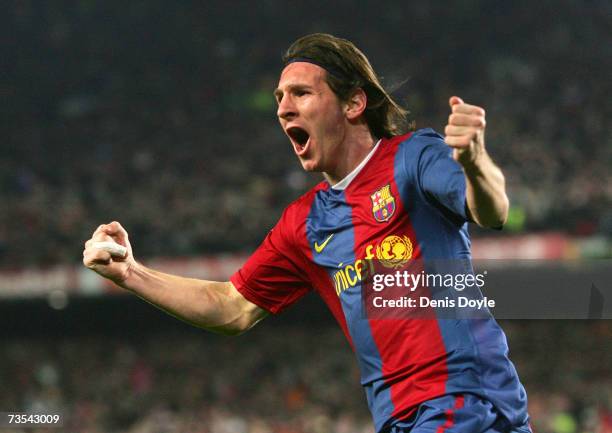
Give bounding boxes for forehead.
[277,62,327,89]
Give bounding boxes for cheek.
[318,106,345,137]
[326,114,347,147]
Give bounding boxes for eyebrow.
[273,84,313,100]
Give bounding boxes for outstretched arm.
[444,96,509,228]
[83,222,268,335]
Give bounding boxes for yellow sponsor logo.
[333,235,413,296]
[371,235,413,269]
[333,259,375,296]
[314,234,334,253]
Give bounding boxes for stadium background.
[1,1,611,432]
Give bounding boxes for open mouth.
[286,126,310,154]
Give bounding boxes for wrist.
[460,152,489,175]
[115,260,142,291]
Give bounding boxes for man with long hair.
[83,33,530,433]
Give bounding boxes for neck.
[324,127,377,185]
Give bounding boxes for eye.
[295,89,309,97]
[273,91,283,104]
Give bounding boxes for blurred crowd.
[1,321,611,433]
[2,0,611,268]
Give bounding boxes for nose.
[277,95,297,121]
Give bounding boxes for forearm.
[119,262,262,335]
[443,97,509,227]
[463,153,509,228]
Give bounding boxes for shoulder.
[392,128,450,174]
[395,128,446,153]
[278,181,328,225]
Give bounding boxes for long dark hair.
[283,33,414,138]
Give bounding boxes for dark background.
[1,1,611,432]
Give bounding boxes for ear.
[345,88,367,120]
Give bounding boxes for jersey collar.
[331,139,382,191]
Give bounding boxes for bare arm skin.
[444,96,510,228]
[82,222,268,335]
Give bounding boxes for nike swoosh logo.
[314,234,334,253]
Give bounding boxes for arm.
[83,221,268,335]
[444,96,509,228]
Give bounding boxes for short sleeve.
[230,211,312,314]
[415,130,468,221]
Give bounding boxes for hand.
[83,221,135,285]
[444,96,487,167]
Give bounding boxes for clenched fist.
[82,221,135,285]
[444,96,487,167]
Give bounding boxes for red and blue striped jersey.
[231,129,529,432]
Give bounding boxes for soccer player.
[83,34,530,433]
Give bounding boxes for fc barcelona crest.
[370,184,396,222]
